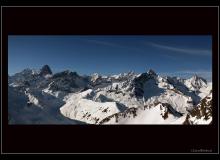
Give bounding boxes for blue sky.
[8,35,212,81]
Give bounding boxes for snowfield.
[100,103,187,124]
[8,65,212,125]
[60,89,126,124]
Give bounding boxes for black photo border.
[1,6,219,154]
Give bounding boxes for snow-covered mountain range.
[8,65,212,125]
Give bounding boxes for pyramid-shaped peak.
[40,65,52,76]
[189,74,207,87]
[191,74,199,80]
[147,69,157,76]
[191,74,206,82]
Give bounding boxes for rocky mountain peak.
[191,74,206,82]
[147,69,157,76]
[40,65,52,76]
[189,75,207,88]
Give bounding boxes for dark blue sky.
[8,35,212,81]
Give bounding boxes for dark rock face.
[132,70,157,98]
[49,70,88,92]
[191,94,212,119]
[99,107,138,124]
[183,92,212,124]
[147,69,157,76]
[52,70,78,79]
[161,103,183,118]
[40,65,52,76]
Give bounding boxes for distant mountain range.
[8,65,212,124]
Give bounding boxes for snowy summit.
[8,65,212,125]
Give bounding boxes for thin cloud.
[149,42,211,56]
[86,39,144,52]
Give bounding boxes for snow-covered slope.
[100,103,186,124]
[60,89,127,124]
[8,85,85,124]
[8,65,86,124]
[184,75,211,99]
[8,65,212,125]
